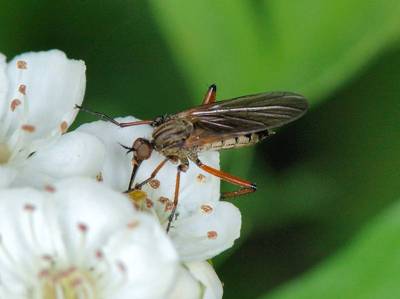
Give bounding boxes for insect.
[77,84,308,231]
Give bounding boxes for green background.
[2,1,400,298]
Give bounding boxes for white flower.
[78,116,241,262]
[0,177,178,299]
[0,50,105,189]
[170,262,223,299]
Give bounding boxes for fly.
[77,84,308,231]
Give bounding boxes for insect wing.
[177,92,308,146]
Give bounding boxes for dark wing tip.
[280,91,309,113]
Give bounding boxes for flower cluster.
[0,50,241,298]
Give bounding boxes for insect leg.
[202,84,217,105]
[134,158,169,190]
[75,105,153,127]
[193,158,256,199]
[166,163,189,233]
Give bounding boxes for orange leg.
[194,159,256,199]
[166,164,188,232]
[202,84,217,105]
[134,158,169,190]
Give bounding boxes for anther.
[207,231,218,240]
[60,121,68,133]
[78,223,88,233]
[16,60,28,69]
[21,124,36,133]
[10,99,21,111]
[149,179,160,189]
[18,84,26,95]
[24,203,36,212]
[200,204,213,214]
[197,174,206,183]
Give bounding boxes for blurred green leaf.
[149,0,400,103]
[258,198,400,299]
[217,43,400,299]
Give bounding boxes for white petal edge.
[5,49,86,140]
[186,262,223,299]
[168,265,202,299]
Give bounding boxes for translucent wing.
[176,92,308,146]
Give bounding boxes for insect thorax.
[152,118,194,158]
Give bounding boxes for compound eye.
[137,143,152,160]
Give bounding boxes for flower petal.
[0,178,179,299]
[186,261,223,299]
[171,201,241,261]
[169,265,202,299]
[14,131,105,188]
[102,214,178,299]
[5,50,86,141]
[51,177,139,255]
[0,165,17,188]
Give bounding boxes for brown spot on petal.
[165,201,174,212]
[207,231,218,240]
[159,196,169,204]
[95,250,104,259]
[18,84,26,95]
[44,185,56,193]
[16,60,27,69]
[146,198,154,208]
[10,99,21,111]
[78,223,88,233]
[127,220,140,229]
[24,203,36,212]
[197,174,206,183]
[201,204,213,214]
[60,121,68,133]
[149,179,160,189]
[21,124,35,132]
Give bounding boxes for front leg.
[166,161,189,233]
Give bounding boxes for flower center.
[0,143,11,164]
[39,266,98,299]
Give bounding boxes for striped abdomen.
[197,131,271,152]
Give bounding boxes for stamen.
[127,220,140,229]
[77,223,88,264]
[197,174,206,183]
[16,60,27,69]
[21,124,35,133]
[149,179,160,189]
[60,121,68,134]
[24,203,41,250]
[158,196,169,204]
[18,84,26,95]
[10,99,22,111]
[200,204,214,214]
[44,185,56,193]
[146,198,154,208]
